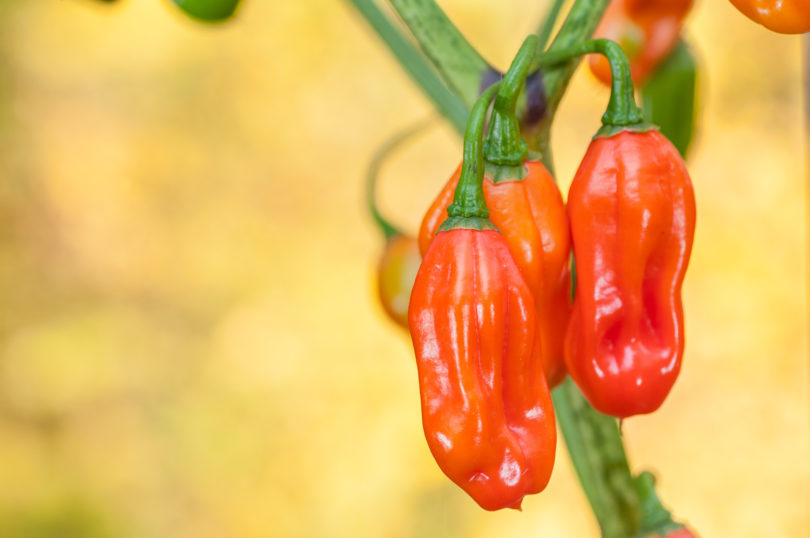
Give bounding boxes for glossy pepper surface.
[409,227,556,510]
[728,0,810,34]
[418,162,571,387]
[565,129,695,418]
[589,0,693,86]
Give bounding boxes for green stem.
[634,471,684,537]
[483,35,537,167]
[366,119,434,239]
[536,0,568,50]
[536,38,645,134]
[553,379,641,538]
[347,0,468,133]
[441,82,501,225]
[388,0,491,107]
[526,0,610,154]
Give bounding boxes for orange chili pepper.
[728,0,810,34]
[589,0,693,86]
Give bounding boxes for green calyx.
[437,216,500,233]
[484,151,541,183]
[536,38,651,135]
[444,82,502,222]
[483,35,538,168]
[632,471,684,538]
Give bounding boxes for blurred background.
[0,0,806,536]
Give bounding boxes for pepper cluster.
[406,36,695,510]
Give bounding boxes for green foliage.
[642,41,698,158]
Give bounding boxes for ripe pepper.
[566,128,695,418]
[728,0,810,34]
[541,39,696,417]
[589,0,693,86]
[419,37,571,387]
[409,61,556,511]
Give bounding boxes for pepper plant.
[355,1,698,536]
[91,0,806,535]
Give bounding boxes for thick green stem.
[388,0,491,107]
[536,38,646,134]
[442,82,501,225]
[526,0,610,153]
[483,35,537,168]
[553,379,641,538]
[536,0,568,50]
[634,471,684,537]
[347,0,468,133]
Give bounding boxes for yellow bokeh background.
[0,0,806,536]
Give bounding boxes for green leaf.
[641,40,697,158]
[171,0,240,22]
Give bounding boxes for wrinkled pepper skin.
[729,0,810,34]
[418,162,571,387]
[565,130,695,418]
[409,227,556,510]
[589,0,693,86]
[376,234,421,328]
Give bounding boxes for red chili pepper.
[728,0,810,34]
[418,162,571,387]
[409,43,556,510]
[410,226,556,510]
[565,129,696,418]
[589,0,693,86]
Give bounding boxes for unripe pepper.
[541,39,696,418]
[728,0,810,34]
[377,235,420,327]
[419,37,571,387]
[409,60,556,511]
[589,0,693,86]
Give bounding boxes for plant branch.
[553,379,641,538]
[347,0,468,133]
[536,0,568,50]
[525,0,610,155]
[388,0,492,107]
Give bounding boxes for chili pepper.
[589,0,693,86]
[367,121,431,328]
[409,68,555,511]
[171,0,240,22]
[542,39,696,417]
[419,36,571,387]
[376,235,420,328]
[728,0,810,34]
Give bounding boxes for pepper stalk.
[439,82,502,232]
